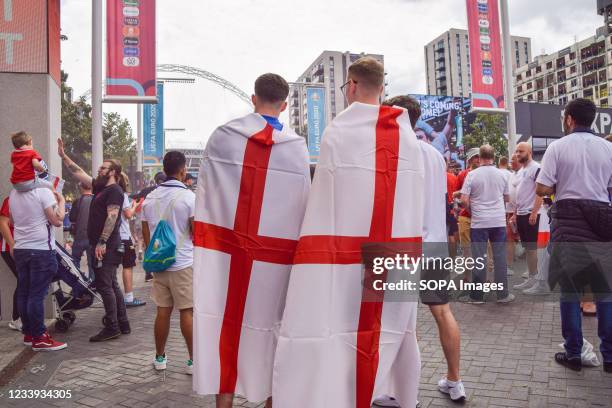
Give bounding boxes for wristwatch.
[98,239,107,246]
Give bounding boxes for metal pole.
[500,0,517,156]
[91,0,104,172]
[136,104,143,172]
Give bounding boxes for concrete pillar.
[0,0,61,322]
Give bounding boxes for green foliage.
[61,71,135,198]
[463,112,508,160]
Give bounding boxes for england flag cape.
[192,113,310,401]
[273,102,425,408]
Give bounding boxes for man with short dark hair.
[274,58,422,408]
[536,98,612,372]
[58,139,131,342]
[142,150,196,376]
[193,73,310,408]
[381,96,466,403]
[460,145,513,304]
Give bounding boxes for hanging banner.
[408,94,471,162]
[143,83,164,165]
[306,86,326,163]
[105,0,156,103]
[466,0,505,110]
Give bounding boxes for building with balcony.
[515,27,612,107]
[425,28,531,97]
[288,50,386,138]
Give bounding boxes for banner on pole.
[143,82,164,165]
[466,0,505,110]
[105,0,156,102]
[306,86,326,163]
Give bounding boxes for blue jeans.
[470,226,509,301]
[72,239,93,280]
[14,249,58,337]
[560,301,612,363]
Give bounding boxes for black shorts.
[419,265,450,305]
[446,213,458,235]
[121,239,137,268]
[516,214,540,250]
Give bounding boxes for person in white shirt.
[117,173,145,308]
[376,96,466,405]
[460,145,513,304]
[10,187,67,351]
[511,143,544,291]
[504,154,520,275]
[142,151,196,375]
[535,98,612,373]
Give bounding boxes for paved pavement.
[0,262,611,408]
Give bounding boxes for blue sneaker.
[125,298,146,308]
[186,359,193,375]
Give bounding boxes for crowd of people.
[2,56,611,407]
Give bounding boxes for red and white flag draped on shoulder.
[273,103,425,408]
[192,113,310,402]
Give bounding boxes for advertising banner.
[106,0,156,102]
[143,82,164,165]
[306,87,326,163]
[408,94,471,162]
[466,0,505,110]
[0,0,61,84]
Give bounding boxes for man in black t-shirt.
[58,139,131,342]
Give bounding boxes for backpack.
[143,188,187,273]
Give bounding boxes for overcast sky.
[59,0,603,148]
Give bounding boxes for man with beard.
[511,142,544,291]
[58,139,131,341]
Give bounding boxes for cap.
[466,148,480,162]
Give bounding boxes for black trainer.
[119,321,131,335]
[554,352,582,371]
[604,362,612,373]
[90,327,121,342]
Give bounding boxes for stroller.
[51,241,101,332]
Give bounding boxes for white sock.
[446,378,460,386]
[124,292,134,302]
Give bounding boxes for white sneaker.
[523,280,550,295]
[438,377,466,402]
[372,395,400,407]
[154,354,167,370]
[521,271,530,279]
[186,359,193,375]
[8,319,22,331]
[497,293,516,303]
[507,267,514,276]
[513,278,534,290]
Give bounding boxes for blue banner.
[306,87,326,163]
[143,82,164,165]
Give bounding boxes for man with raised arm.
[58,139,131,342]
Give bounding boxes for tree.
[463,112,508,161]
[60,71,136,198]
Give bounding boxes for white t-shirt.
[142,180,196,271]
[461,165,509,229]
[515,160,541,215]
[420,141,448,243]
[119,193,131,241]
[537,131,612,202]
[505,170,519,213]
[9,188,57,250]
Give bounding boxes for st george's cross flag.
[192,113,310,402]
[273,102,425,408]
